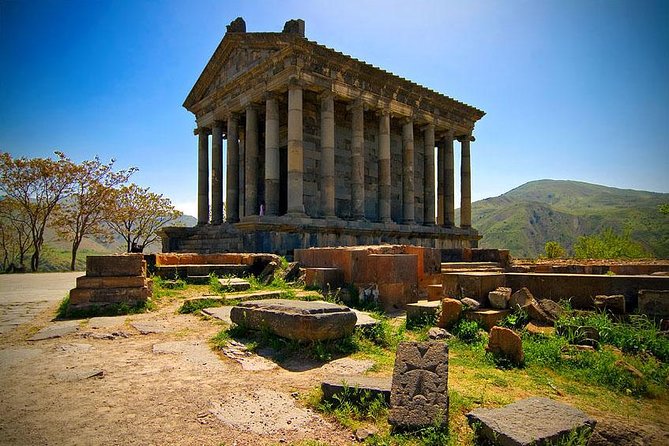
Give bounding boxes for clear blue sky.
[1,0,668,216]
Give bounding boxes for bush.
[573,227,648,259]
[544,241,566,259]
[452,319,484,344]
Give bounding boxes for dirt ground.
[0,293,359,446]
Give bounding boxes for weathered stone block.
[304,267,343,289]
[594,294,625,314]
[229,299,356,341]
[69,286,151,304]
[438,298,462,328]
[86,254,145,277]
[509,287,534,309]
[487,326,524,365]
[406,300,440,324]
[638,289,669,317]
[488,287,512,309]
[388,342,449,431]
[467,397,596,446]
[456,272,506,303]
[464,309,510,330]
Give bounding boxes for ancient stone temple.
[160,18,485,255]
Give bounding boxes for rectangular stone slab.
[388,341,449,431]
[321,376,392,404]
[466,397,596,446]
[229,299,357,341]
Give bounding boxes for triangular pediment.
[184,33,293,110]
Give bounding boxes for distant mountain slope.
[470,180,669,258]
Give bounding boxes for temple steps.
[440,261,504,273]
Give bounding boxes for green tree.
[574,227,648,259]
[544,241,566,259]
[659,204,669,215]
[0,197,33,271]
[52,157,137,270]
[107,184,182,253]
[0,152,75,271]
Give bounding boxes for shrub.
[452,319,484,344]
[573,227,648,259]
[544,241,566,259]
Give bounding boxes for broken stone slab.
[28,321,80,341]
[56,343,93,354]
[539,299,564,321]
[487,326,524,365]
[594,294,626,314]
[321,375,392,404]
[201,306,232,324]
[388,341,449,431]
[52,368,104,382]
[467,397,596,446]
[464,309,510,330]
[351,309,379,328]
[278,261,301,282]
[488,287,512,309]
[438,298,462,328]
[223,290,284,302]
[525,299,564,325]
[428,327,452,340]
[217,277,251,292]
[304,267,343,289]
[426,284,443,301]
[320,357,375,375]
[230,299,357,341]
[258,260,279,285]
[405,300,440,323]
[130,322,168,334]
[220,340,278,371]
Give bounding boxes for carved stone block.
[388,341,448,431]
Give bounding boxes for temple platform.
[159,215,480,255]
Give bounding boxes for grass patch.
[317,384,388,430]
[451,319,486,345]
[151,275,186,299]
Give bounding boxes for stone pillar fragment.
[402,119,415,224]
[445,130,455,227]
[320,94,336,217]
[287,83,305,215]
[245,105,259,216]
[459,134,473,228]
[351,101,365,219]
[197,127,209,225]
[211,121,223,224]
[265,96,280,216]
[378,111,392,222]
[226,115,239,223]
[423,124,435,225]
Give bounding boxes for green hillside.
[470,180,669,258]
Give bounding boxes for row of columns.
[196,85,473,229]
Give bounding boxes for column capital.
[420,123,435,133]
[212,120,225,129]
[437,128,455,140]
[346,97,365,112]
[457,134,475,143]
[318,89,336,101]
[194,126,211,135]
[288,76,305,89]
[400,116,414,126]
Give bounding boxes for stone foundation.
[68,254,152,313]
[159,216,479,256]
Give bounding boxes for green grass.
[151,275,186,299]
[178,297,223,314]
[208,273,297,299]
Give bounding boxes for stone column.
[287,83,305,215]
[445,130,455,227]
[378,111,391,222]
[320,93,336,217]
[264,96,280,216]
[211,121,223,224]
[402,118,415,224]
[459,134,473,228]
[423,124,435,225]
[197,127,209,225]
[226,115,239,223]
[437,139,445,226]
[238,129,245,218]
[350,101,365,219]
[245,105,259,216]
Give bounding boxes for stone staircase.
[440,261,504,273]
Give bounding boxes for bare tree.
[52,157,137,270]
[0,152,74,271]
[107,184,182,253]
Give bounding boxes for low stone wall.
[68,254,152,313]
[509,261,669,275]
[153,252,281,279]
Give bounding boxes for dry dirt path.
[0,274,356,446]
